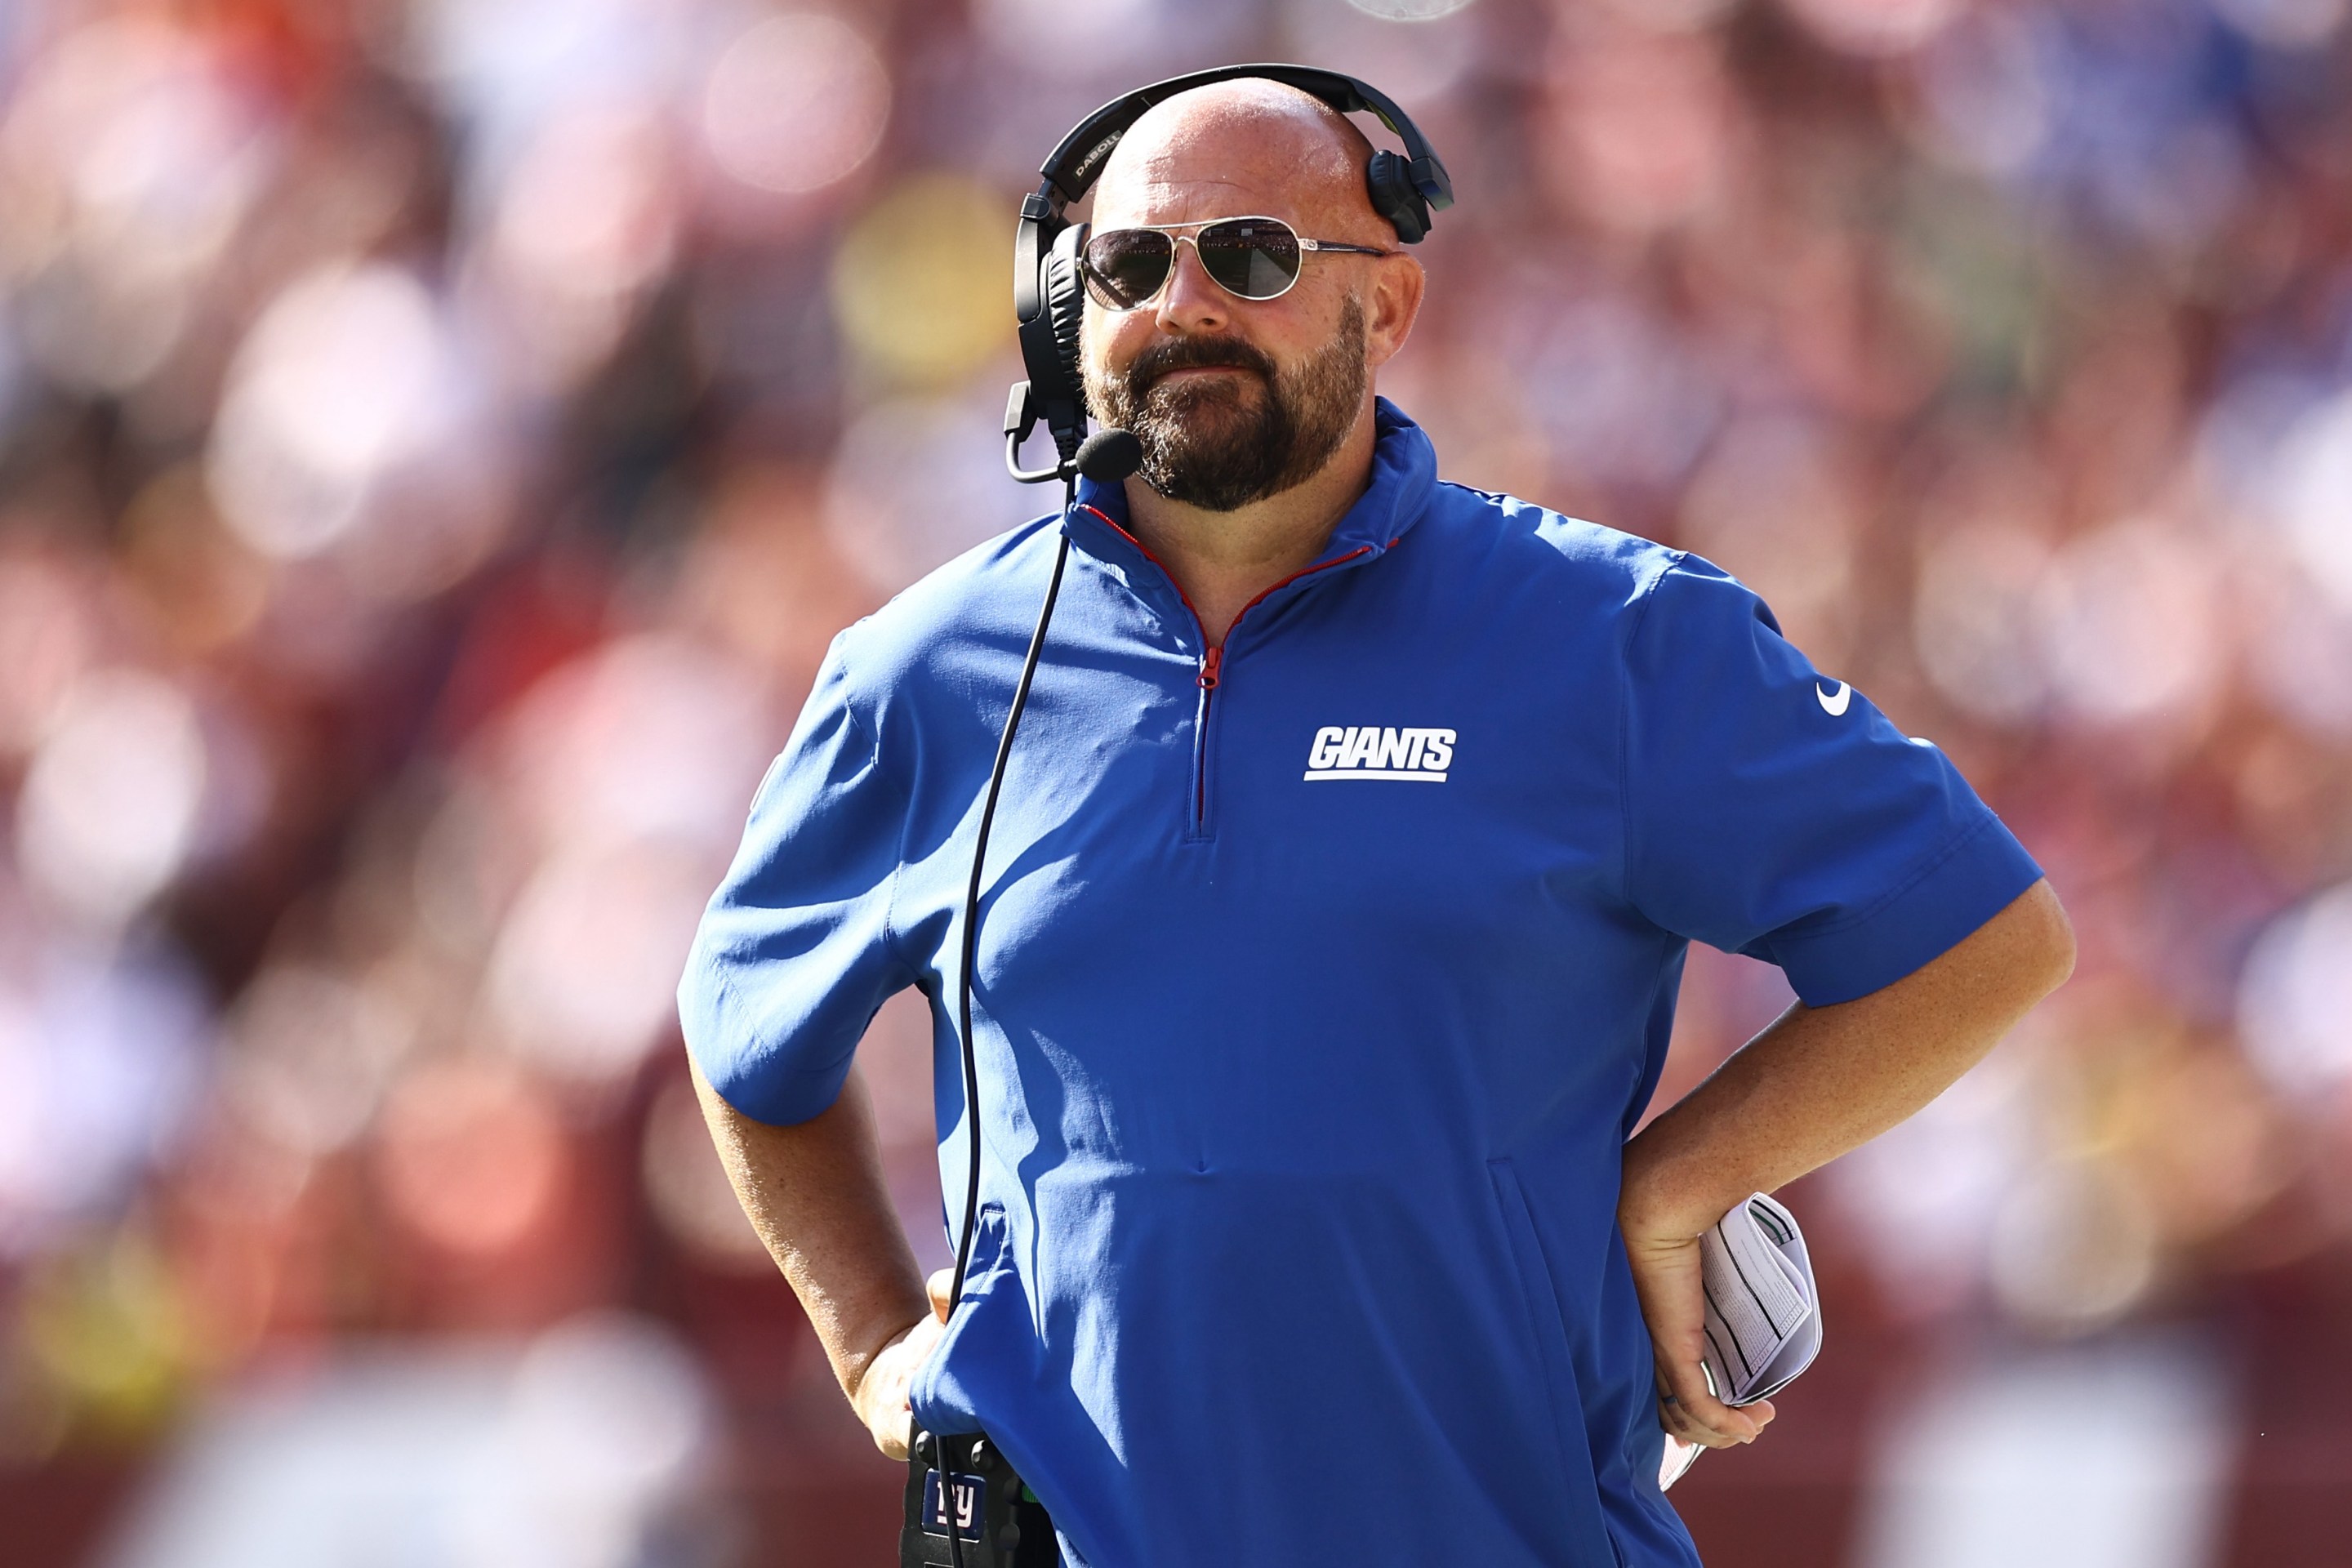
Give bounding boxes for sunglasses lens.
[1082,229,1174,309]
[1198,220,1301,300]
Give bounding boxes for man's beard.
[1083,297,1367,513]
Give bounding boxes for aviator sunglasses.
[1080,216,1396,310]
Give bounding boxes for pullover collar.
[1061,398,1437,630]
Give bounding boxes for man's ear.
[1361,256,1426,373]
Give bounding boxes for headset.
[1003,62,1454,484]
[908,65,1453,1568]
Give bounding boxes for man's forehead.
[1092,171,1316,229]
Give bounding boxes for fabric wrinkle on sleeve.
[677,634,919,1125]
[1618,555,2042,1007]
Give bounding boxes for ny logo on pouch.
[920,1472,984,1541]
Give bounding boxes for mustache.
[1125,334,1278,394]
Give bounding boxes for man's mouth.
[1147,363,1262,393]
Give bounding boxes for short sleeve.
[1620,555,2042,1006]
[677,634,916,1124]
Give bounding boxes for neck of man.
[1117,394,1379,648]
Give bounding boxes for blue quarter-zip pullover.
[679,399,2041,1567]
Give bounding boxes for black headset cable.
[943,485,1071,1568]
[944,430,1137,1566]
[951,495,1071,1306]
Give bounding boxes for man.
[679,79,2074,1567]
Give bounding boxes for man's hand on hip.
[689,1059,943,1459]
[1617,880,2074,1450]
[851,1268,955,1460]
[1620,1221,1773,1450]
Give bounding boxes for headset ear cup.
[1365,150,1428,244]
[1016,220,1091,453]
[1045,224,1089,427]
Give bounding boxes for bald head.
[1090,79,1390,247]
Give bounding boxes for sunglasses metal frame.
[1079,215,1396,311]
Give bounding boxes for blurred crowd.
[1,0,2350,1563]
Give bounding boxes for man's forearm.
[1621,878,2075,1239]
[690,1057,929,1401]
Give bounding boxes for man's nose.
[1152,238,1229,336]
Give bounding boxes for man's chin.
[1145,431,1272,493]
[1142,378,1265,442]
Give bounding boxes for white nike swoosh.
[1816,681,1852,716]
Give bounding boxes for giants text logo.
[1303,726,1454,782]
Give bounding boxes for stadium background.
[2,0,2350,1563]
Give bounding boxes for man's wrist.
[833,1298,932,1401]
[1619,1137,1746,1241]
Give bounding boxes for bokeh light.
[1900,12,2053,177]
[0,19,274,395]
[1986,1156,2160,1330]
[1913,521,2053,726]
[1781,0,1965,58]
[2237,883,2352,1099]
[217,965,416,1159]
[487,840,717,1084]
[1541,24,1742,236]
[207,264,452,562]
[2268,390,2352,613]
[970,0,1228,71]
[1290,0,1486,98]
[1345,0,1476,18]
[506,1310,713,1487]
[2031,521,2222,729]
[0,549,97,755]
[830,174,1010,389]
[375,1056,568,1257]
[702,13,891,195]
[482,100,681,393]
[0,942,207,1258]
[97,1312,715,1568]
[2210,0,2350,48]
[826,391,1032,590]
[16,670,208,926]
[493,634,773,858]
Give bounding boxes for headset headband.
[1032,63,1454,218]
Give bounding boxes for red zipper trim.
[1076,502,1379,827]
[1075,503,1375,661]
[1224,544,1374,635]
[1076,504,1212,652]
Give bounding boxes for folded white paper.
[1659,1192,1821,1491]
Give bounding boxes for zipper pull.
[1198,645,1222,689]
